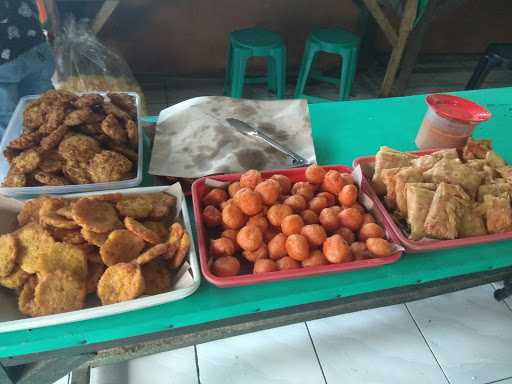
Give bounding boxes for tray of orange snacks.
[192,165,404,287]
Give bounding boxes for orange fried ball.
[308,196,328,214]
[212,256,240,277]
[255,179,281,205]
[338,184,358,207]
[203,205,222,228]
[221,229,241,251]
[319,207,341,232]
[330,205,342,215]
[220,198,233,210]
[268,233,287,260]
[281,214,305,236]
[358,223,385,242]
[253,258,278,274]
[236,225,263,251]
[301,209,319,225]
[322,234,352,263]
[228,181,242,197]
[285,234,310,261]
[222,203,247,229]
[277,256,301,270]
[316,192,336,207]
[240,169,262,189]
[243,244,268,263]
[291,182,315,201]
[362,213,376,224]
[366,238,393,258]
[350,202,366,214]
[339,207,364,232]
[267,204,293,227]
[305,164,326,184]
[336,227,355,244]
[246,213,269,233]
[233,188,263,216]
[283,194,307,212]
[271,174,292,195]
[300,224,327,247]
[302,250,328,267]
[350,241,369,260]
[264,226,280,242]
[202,188,228,207]
[321,170,344,194]
[340,173,354,185]
[209,238,235,257]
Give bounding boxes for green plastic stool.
[295,27,360,101]
[224,27,286,99]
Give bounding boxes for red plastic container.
[192,165,403,288]
[353,151,512,253]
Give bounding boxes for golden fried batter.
[149,193,177,220]
[47,227,85,244]
[62,160,91,184]
[100,229,145,266]
[64,108,91,126]
[15,223,55,274]
[40,199,79,229]
[45,105,65,130]
[85,248,103,264]
[3,147,18,163]
[107,93,136,117]
[23,102,45,130]
[18,275,38,316]
[135,243,169,265]
[72,198,121,233]
[116,195,153,219]
[17,197,51,226]
[97,262,145,305]
[108,144,138,163]
[7,131,42,150]
[12,149,41,173]
[32,271,86,315]
[34,171,69,186]
[74,94,104,108]
[81,228,108,247]
[38,242,88,279]
[168,231,190,270]
[0,234,17,277]
[141,260,171,295]
[165,222,184,260]
[0,265,30,289]
[3,171,26,187]
[88,193,124,202]
[126,119,138,149]
[40,125,69,151]
[86,261,105,294]
[58,134,101,163]
[79,123,103,136]
[103,102,131,120]
[125,217,162,244]
[101,114,128,144]
[88,150,132,183]
[39,151,63,173]
[56,203,75,220]
[142,221,169,243]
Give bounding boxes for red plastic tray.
[353,150,512,253]
[191,165,403,288]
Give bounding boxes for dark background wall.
[88,0,511,75]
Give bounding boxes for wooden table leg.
[378,0,418,97]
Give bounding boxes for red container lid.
[426,94,492,124]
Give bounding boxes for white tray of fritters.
[0,90,143,195]
[0,183,200,333]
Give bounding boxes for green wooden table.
[2,87,512,384]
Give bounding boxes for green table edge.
[1,87,512,358]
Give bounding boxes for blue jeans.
[0,42,55,137]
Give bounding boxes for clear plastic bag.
[53,16,147,114]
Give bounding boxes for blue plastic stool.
[295,27,360,101]
[224,27,286,99]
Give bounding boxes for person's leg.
[0,60,23,136]
[18,42,55,97]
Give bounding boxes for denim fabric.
[0,42,54,137]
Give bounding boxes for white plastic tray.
[0,92,143,196]
[0,185,201,333]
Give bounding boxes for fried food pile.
[371,138,512,240]
[0,192,191,317]
[201,166,396,278]
[2,90,139,188]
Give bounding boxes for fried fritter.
[149,193,177,220]
[101,113,128,144]
[0,234,17,277]
[37,241,88,279]
[134,243,169,265]
[47,227,85,244]
[18,275,38,316]
[168,231,190,270]
[88,193,124,202]
[23,102,45,130]
[34,171,69,186]
[45,105,66,130]
[40,124,68,151]
[2,170,26,187]
[97,262,145,305]
[72,198,121,233]
[141,260,171,295]
[39,151,63,173]
[100,229,145,266]
[56,202,75,220]
[142,221,169,243]
[165,222,184,260]
[74,94,104,109]
[86,261,105,294]
[15,223,55,274]
[40,199,79,229]
[88,150,132,183]
[58,134,101,162]
[64,108,92,126]
[126,119,138,149]
[7,131,42,150]
[107,93,136,117]
[81,228,109,247]
[0,265,30,289]
[17,196,51,226]
[85,248,103,264]
[3,147,18,163]
[11,149,41,173]
[79,123,103,136]
[116,195,154,219]
[103,102,131,120]
[108,143,138,163]
[62,160,91,184]
[124,217,162,244]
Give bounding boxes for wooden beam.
[362,0,398,47]
[91,0,120,33]
[379,0,418,97]
[70,365,91,384]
